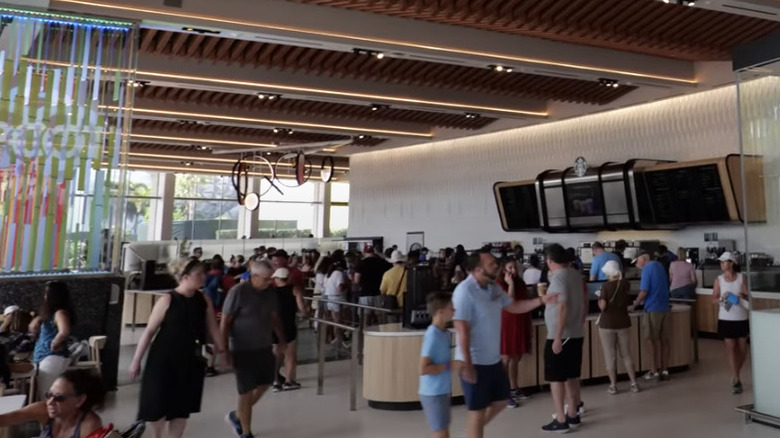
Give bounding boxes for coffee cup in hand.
[537,283,548,297]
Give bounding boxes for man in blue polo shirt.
[632,251,671,381]
[589,242,622,281]
[453,248,554,438]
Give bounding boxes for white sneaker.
[552,401,585,419]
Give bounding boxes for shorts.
[358,296,381,308]
[460,362,510,411]
[233,348,275,395]
[272,324,298,344]
[325,296,344,312]
[670,284,696,300]
[420,394,451,432]
[718,319,749,339]
[544,338,584,383]
[643,312,670,341]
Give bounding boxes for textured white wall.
[348,86,761,252]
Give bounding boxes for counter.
[363,305,693,410]
[694,288,780,334]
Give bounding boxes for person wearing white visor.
[596,260,639,395]
[711,252,749,394]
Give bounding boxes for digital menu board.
[494,182,541,231]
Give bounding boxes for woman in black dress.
[129,258,225,438]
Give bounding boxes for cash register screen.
[585,281,606,300]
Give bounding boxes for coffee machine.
[685,248,700,266]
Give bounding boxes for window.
[258,202,316,238]
[174,175,239,240]
[124,171,161,242]
[330,182,349,237]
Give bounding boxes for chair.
[68,336,107,376]
[7,367,35,404]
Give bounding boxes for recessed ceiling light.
[257,93,282,100]
[488,65,513,73]
[465,112,480,119]
[370,103,389,111]
[375,52,385,59]
[128,80,149,88]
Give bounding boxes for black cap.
[545,243,574,264]
[273,249,289,259]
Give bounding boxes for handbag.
[595,280,621,326]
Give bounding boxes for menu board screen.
[564,181,604,218]
[640,164,730,224]
[496,183,540,230]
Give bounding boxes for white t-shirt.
[717,273,748,321]
[324,270,346,298]
[314,272,326,295]
[523,267,542,285]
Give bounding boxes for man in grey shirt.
[221,260,286,438]
[542,244,587,433]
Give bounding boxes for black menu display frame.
[493,180,542,231]
[635,161,737,226]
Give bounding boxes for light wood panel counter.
[364,305,693,410]
[695,288,780,335]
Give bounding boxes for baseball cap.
[631,250,650,265]
[390,250,407,264]
[3,305,19,316]
[602,260,622,278]
[272,268,290,279]
[718,252,737,263]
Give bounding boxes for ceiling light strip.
[116,107,433,138]
[139,71,547,117]
[55,0,696,85]
[127,151,350,170]
[129,133,277,148]
[21,58,545,117]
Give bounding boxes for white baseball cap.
[390,250,407,264]
[3,305,19,316]
[718,252,737,263]
[601,260,622,278]
[272,268,290,279]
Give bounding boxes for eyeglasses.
[45,392,75,403]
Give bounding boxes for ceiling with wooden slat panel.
[136,29,635,105]
[284,0,780,61]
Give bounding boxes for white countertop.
[696,288,779,300]
[365,304,691,336]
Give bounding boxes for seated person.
[0,369,105,438]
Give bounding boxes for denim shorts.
[420,393,451,432]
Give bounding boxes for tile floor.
[103,335,777,438]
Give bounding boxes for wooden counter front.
[363,306,693,410]
[363,324,463,408]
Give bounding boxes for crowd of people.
[0,238,747,438]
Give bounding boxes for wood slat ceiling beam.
[283,0,780,61]
[139,29,634,105]
[134,85,497,130]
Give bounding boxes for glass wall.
[173,175,240,240]
[124,171,162,242]
[257,182,319,238]
[330,182,349,237]
[0,8,137,272]
[736,56,780,419]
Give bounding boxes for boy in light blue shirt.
[419,292,455,438]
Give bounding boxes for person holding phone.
[712,252,749,394]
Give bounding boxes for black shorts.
[272,324,298,344]
[460,362,510,411]
[544,337,584,383]
[233,348,275,394]
[718,320,749,339]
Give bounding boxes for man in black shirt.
[354,247,392,325]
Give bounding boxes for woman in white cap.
[711,252,749,394]
[597,260,639,394]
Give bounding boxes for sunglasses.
[45,392,75,403]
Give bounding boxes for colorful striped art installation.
[0,7,137,272]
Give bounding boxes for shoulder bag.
[595,280,621,326]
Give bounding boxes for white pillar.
[320,182,332,238]
[154,173,175,240]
